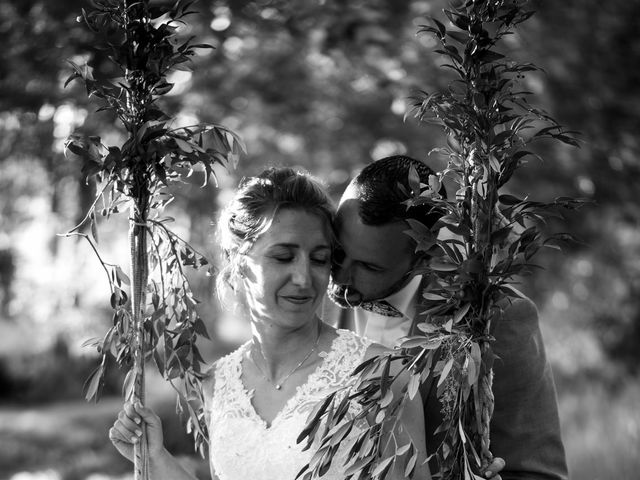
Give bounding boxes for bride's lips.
[281,295,314,304]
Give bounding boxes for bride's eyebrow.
[267,243,331,251]
[268,243,297,249]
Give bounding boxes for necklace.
[249,321,322,390]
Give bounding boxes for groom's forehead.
[336,202,413,254]
[335,198,364,233]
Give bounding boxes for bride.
[108,167,430,479]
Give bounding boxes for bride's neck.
[251,317,321,370]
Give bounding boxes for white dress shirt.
[353,275,422,348]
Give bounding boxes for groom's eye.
[360,262,384,273]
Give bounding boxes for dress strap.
[210,343,253,420]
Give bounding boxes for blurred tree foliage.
[521,0,640,375]
[1,0,639,376]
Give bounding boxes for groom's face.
[328,199,417,308]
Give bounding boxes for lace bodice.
[208,329,371,480]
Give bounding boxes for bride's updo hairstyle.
[216,167,335,301]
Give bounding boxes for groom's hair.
[346,155,446,229]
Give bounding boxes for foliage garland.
[298,1,582,479]
[63,1,243,478]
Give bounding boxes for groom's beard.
[327,268,417,310]
[327,280,363,309]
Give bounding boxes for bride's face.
[240,208,332,329]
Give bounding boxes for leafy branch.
[63,1,244,477]
[296,353,423,480]
[299,1,584,479]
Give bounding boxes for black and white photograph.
[0,1,638,479]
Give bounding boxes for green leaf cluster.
[405,1,586,477]
[296,353,422,480]
[63,0,243,455]
[300,1,585,479]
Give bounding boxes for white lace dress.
[208,329,372,480]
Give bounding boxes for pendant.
[275,384,281,390]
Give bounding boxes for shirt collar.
[383,274,423,318]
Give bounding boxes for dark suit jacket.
[321,295,568,480]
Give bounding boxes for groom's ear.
[415,254,431,269]
[410,250,434,274]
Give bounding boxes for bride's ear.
[236,258,254,286]
[237,257,248,278]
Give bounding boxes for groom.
[323,155,568,480]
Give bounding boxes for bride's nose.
[291,258,312,287]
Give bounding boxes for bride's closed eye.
[310,254,330,266]
[269,254,329,266]
[271,254,294,262]
[265,245,295,262]
[267,245,330,265]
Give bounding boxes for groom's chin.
[327,290,351,309]
[327,284,361,309]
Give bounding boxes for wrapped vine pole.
[407,2,582,475]
[298,1,582,479]
[63,1,243,479]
